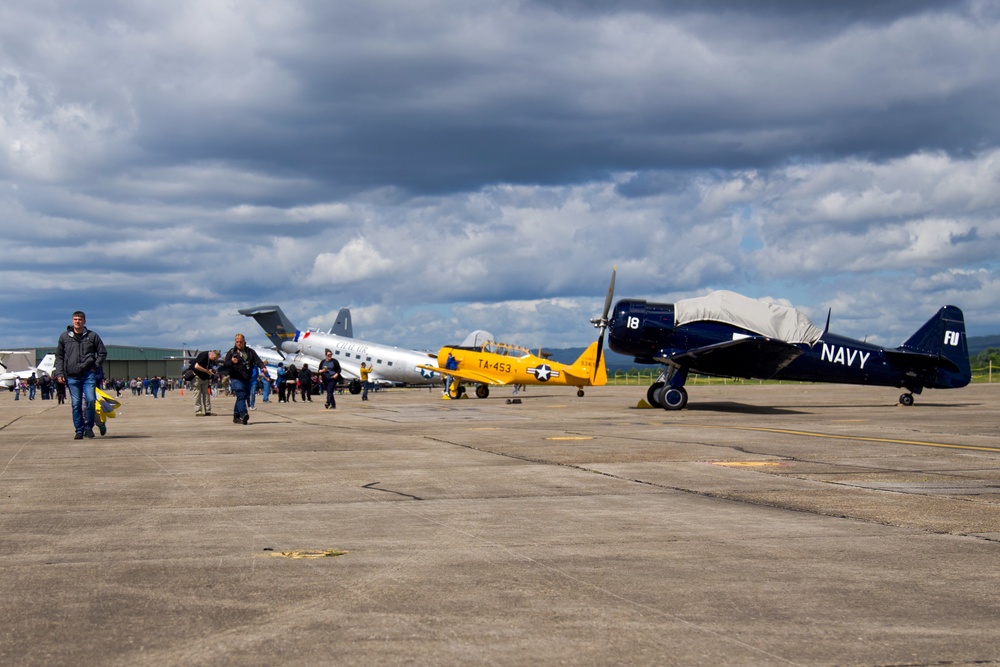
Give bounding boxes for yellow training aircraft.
[420,269,617,399]
[421,340,607,399]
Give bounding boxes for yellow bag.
[95,388,121,423]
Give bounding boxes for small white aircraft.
[239,305,440,392]
[249,345,286,378]
[0,352,56,391]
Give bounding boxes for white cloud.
[306,237,395,285]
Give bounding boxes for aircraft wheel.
[476,384,490,399]
[899,393,914,407]
[646,382,665,408]
[348,379,362,395]
[447,380,462,399]
[661,387,688,411]
[577,388,584,397]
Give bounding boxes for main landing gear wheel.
[646,382,665,408]
[447,381,464,399]
[899,393,914,406]
[476,384,490,399]
[655,386,688,411]
[348,379,362,395]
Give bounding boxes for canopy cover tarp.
[674,291,823,344]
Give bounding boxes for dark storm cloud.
[115,0,995,196]
[529,0,968,28]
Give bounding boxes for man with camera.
[223,334,266,425]
[191,349,220,416]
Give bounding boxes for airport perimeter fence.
[609,362,997,386]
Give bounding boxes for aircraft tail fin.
[566,341,607,386]
[330,308,353,337]
[238,305,299,349]
[899,305,971,386]
[37,354,56,376]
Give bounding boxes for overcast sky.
[2,0,999,353]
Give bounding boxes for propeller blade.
[593,266,616,380]
[602,266,616,323]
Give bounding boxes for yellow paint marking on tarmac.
[711,461,783,467]
[546,436,594,441]
[680,423,1000,454]
[264,549,347,559]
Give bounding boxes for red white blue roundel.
[527,364,560,382]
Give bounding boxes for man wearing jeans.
[222,333,266,425]
[54,311,108,440]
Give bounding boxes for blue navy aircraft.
[592,269,971,410]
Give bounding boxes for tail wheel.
[577,388,584,397]
[646,382,665,408]
[899,393,914,406]
[475,384,490,399]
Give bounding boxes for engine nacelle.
[607,299,676,359]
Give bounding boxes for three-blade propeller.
[590,266,617,380]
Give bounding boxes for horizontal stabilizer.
[885,349,962,375]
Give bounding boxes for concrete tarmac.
[2,382,1000,666]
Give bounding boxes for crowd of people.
[18,311,378,439]
[11,373,62,402]
[12,373,181,401]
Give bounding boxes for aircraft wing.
[329,360,360,382]
[417,365,506,386]
[658,337,803,379]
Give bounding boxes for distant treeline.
[972,348,1000,368]
[968,335,1000,357]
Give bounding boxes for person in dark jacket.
[222,333,266,425]
[285,364,298,402]
[298,363,314,402]
[54,310,108,440]
[191,349,220,416]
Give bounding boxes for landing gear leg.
[647,367,689,410]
